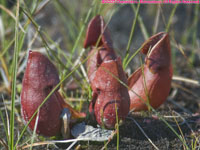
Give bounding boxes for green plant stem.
[10,0,19,149]
[166,4,178,32]
[0,107,9,142]
[53,0,79,30]
[115,102,119,150]
[139,55,151,111]
[124,46,141,69]
[130,4,149,40]
[190,5,199,65]
[123,3,140,69]
[70,5,92,57]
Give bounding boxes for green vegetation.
[0,1,199,149]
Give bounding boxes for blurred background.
[0,1,199,149]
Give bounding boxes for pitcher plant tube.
[128,32,173,112]
[84,15,130,129]
[21,51,85,137]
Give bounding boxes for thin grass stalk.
[34,0,50,16]
[172,112,187,150]
[53,1,77,41]
[152,5,161,34]
[92,1,98,16]
[0,16,31,60]
[128,117,159,150]
[18,29,28,54]
[151,112,189,150]
[165,5,178,81]
[176,43,200,77]
[0,38,15,58]
[0,106,9,142]
[0,138,8,149]
[130,4,149,40]
[103,138,108,150]
[0,4,25,33]
[0,0,6,16]
[190,5,199,64]
[191,139,194,150]
[30,0,40,14]
[97,0,103,14]
[165,4,178,32]
[54,1,78,29]
[10,0,20,149]
[191,137,198,150]
[43,32,86,82]
[69,0,96,58]
[21,8,68,70]
[0,15,5,48]
[0,57,10,87]
[58,0,98,78]
[124,46,141,69]
[3,96,10,144]
[20,2,67,69]
[101,130,117,150]
[30,111,40,150]
[139,55,151,111]
[115,101,119,150]
[123,3,140,69]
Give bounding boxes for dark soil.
[66,92,200,150]
[84,111,200,150]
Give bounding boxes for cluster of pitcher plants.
[20,15,173,138]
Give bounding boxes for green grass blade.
[152,5,160,34]
[189,5,199,65]
[9,0,20,149]
[0,105,9,143]
[130,4,149,40]
[123,3,140,69]
[115,102,119,150]
[124,46,141,69]
[53,0,79,30]
[0,38,15,58]
[165,4,178,32]
[69,1,94,57]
